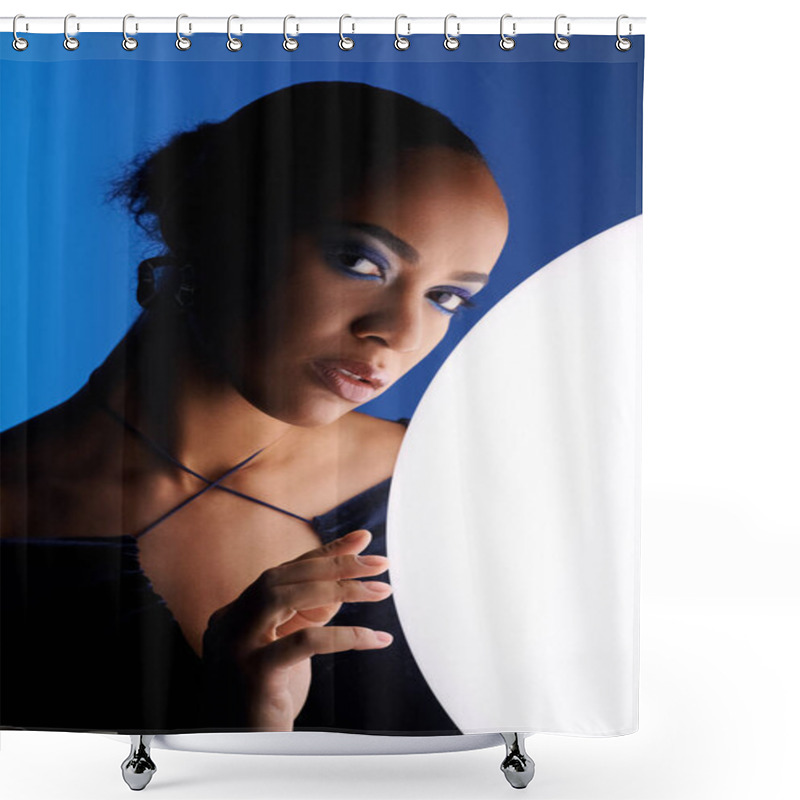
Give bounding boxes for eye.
[427,288,477,317]
[323,238,479,318]
[325,244,387,281]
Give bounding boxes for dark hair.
[107,81,488,317]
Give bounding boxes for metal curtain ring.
[12,14,28,51]
[553,14,570,51]
[64,13,79,50]
[122,14,138,50]
[394,14,410,50]
[283,15,299,51]
[499,13,516,50]
[616,14,632,51]
[444,13,460,50]
[227,15,242,51]
[176,14,191,50]
[339,14,354,50]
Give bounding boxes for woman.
[0,81,509,734]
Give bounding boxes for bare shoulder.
[0,391,105,539]
[1,416,45,539]
[345,410,408,435]
[327,411,409,486]
[343,411,408,451]
[0,423,23,538]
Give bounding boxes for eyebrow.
[344,221,490,286]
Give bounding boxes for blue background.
[0,33,643,429]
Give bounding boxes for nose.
[351,289,426,353]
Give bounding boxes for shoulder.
[322,411,409,488]
[0,390,110,540]
[1,416,46,539]
[345,410,409,434]
[1,391,88,473]
[341,411,408,454]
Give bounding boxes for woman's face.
[232,146,509,427]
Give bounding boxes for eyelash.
[326,245,478,317]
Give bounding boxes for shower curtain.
[0,24,644,739]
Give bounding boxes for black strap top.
[1,372,460,736]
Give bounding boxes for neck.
[86,305,296,480]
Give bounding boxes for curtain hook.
[64,13,79,51]
[500,13,516,50]
[616,14,632,51]
[283,15,299,51]
[122,14,138,51]
[444,13,460,50]
[176,13,191,50]
[553,14,570,51]
[394,14,410,50]
[12,14,29,51]
[227,15,243,51]
[339,14,355,50]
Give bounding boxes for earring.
[135,256,196,309]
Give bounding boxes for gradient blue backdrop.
[0,33,643,429]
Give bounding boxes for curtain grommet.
[12,14,28,51]
[122,14,138,51]
[176,14,191,50]
[339,14,355,50]
[394,15,410,50]
[63,13,80,51]
[283,15,299,51]
[227,15,243,51]
[444,14,460,50]
[499,14,516,50]
[615,15,632,51]
[553,14,570,51]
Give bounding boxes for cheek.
[408,320,450,365]
[427,324,450,355]
[264,260,354,347]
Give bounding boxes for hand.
[200,528,393,730]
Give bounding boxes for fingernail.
[365,581,392,593]
[356,555,387,566]
[375,631,393,644]
[336,531,362,546]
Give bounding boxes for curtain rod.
[1,16,646,36]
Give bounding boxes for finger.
[253,625,394,674]
[215,530,382,644]
[241,578,393,651]
[270,555,390,635]
[284,528,374,565]
[272,554,390,636]
[264,552,389,588]
[274,601,341,637]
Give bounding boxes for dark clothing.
[0,422,461,735]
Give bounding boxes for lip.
[311,359,389,403]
